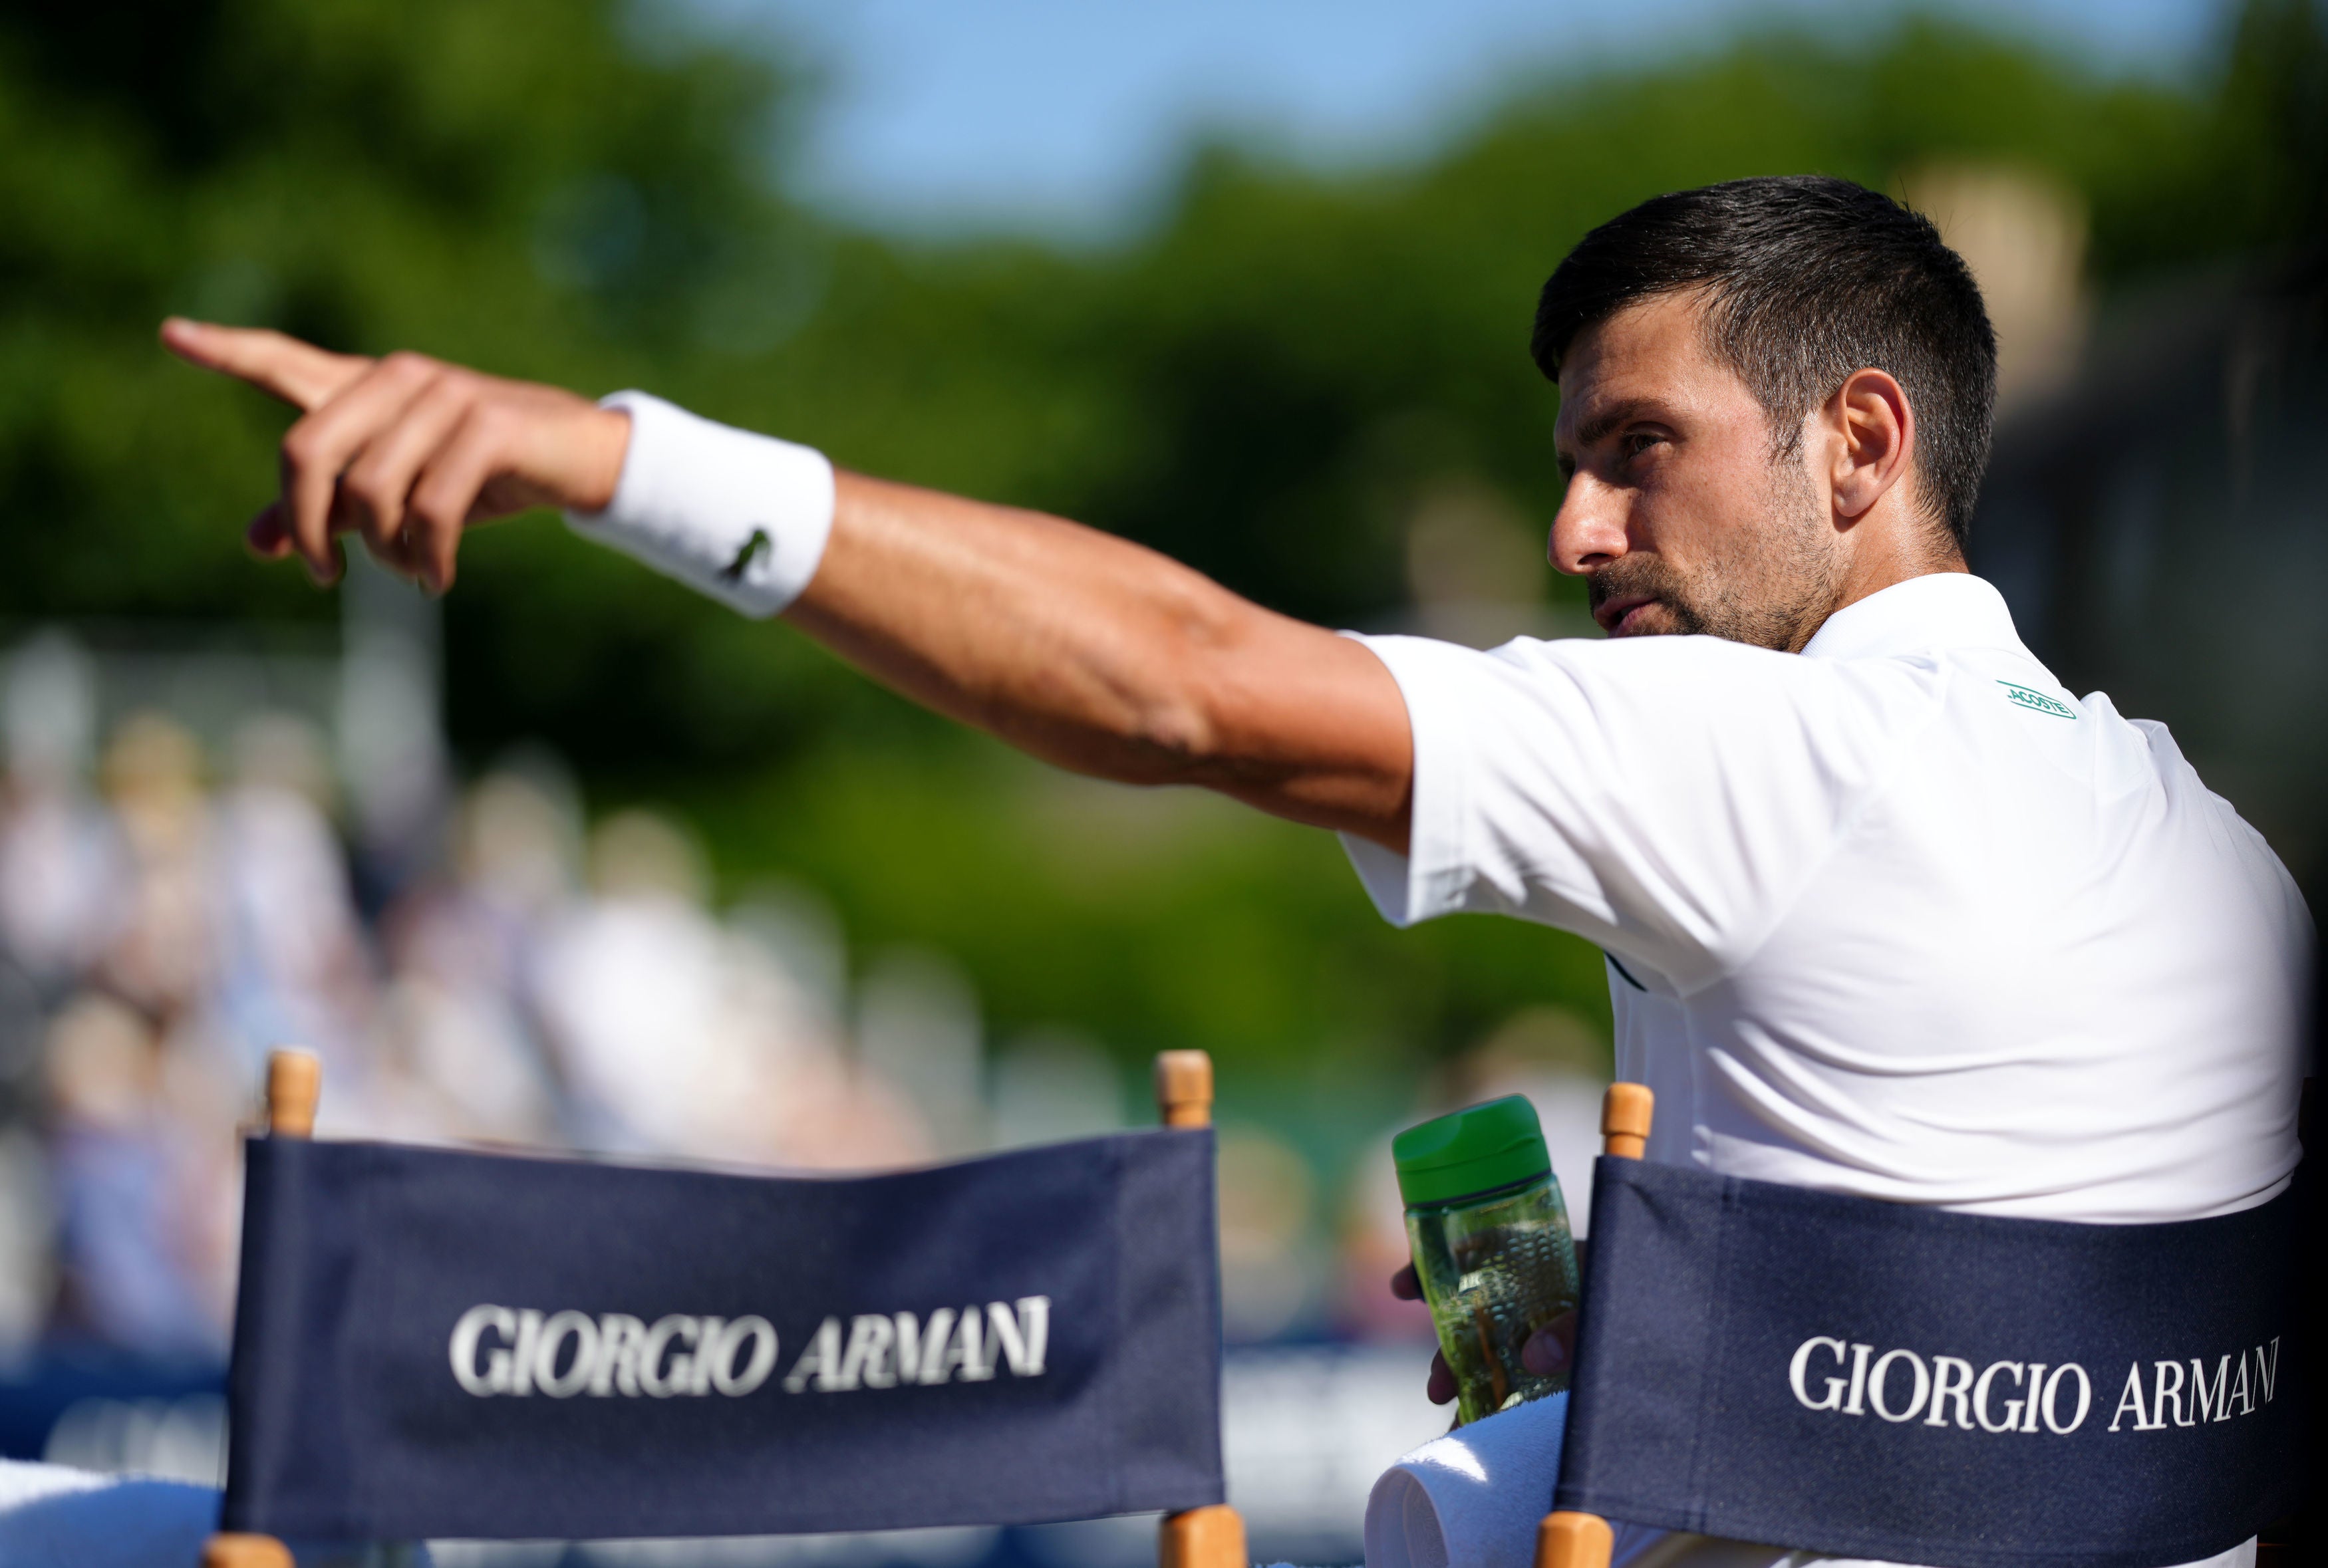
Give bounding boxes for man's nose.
[1550,476,1628,576]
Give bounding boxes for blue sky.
[678,0,2224,239]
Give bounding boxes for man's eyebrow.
[1570,397,1672,450]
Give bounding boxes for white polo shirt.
[1345,571,2306,1226]
[1346,571,2305,1568]
[1349,573,2307,1568]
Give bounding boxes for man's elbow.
[1117,697,1230,787]
[1098,592,1257,786]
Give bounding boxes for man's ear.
[1827,368,1914,523]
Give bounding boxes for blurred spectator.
[210,716,374,1092]
[531,808,925,1168]
[362,763,575,1146]
[1217,1127,1320,1342]
[534,807,762,1157]
[94,716,214,1022]
[1336,1148,1435,1345]
[0,635,118,989]
[0,1126,50,1358]
[726,908,927,1172]
[42,995,222,1357]
[857,947,985,1158]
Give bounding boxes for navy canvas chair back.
[202,1050,1245,1568]
[1535,1087,2307,1568]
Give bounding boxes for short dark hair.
[1531,176,1997,545]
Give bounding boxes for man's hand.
[158,319,629,592]
[1389,1262,1575,1406]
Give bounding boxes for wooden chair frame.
[1533,1081,1654,1568]
[203,1048,1249,1568]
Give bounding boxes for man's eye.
[1624,432,1663,459]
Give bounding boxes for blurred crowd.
[0,634,946,1364]
[0,631,1612,1369]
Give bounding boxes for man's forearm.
[797,473,1249,781]
[793,473,1414,847]
[540,388,1410,840]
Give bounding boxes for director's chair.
[1533,1085,2305,1568]
[203,1049,1246,1568]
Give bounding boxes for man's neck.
[1789,538,1968,654]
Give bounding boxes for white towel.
[0,1460,220,1568]
[1362,1392,1567,1568]
[0,1460,432,1568]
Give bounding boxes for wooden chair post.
[200,1533,292,1568]
[1154,1049,1213,1129]
[266,1048,321,1138]
[201,1051,319,1568]
[1600,1082,1652,1161]
[1159,1500,1248,1568]
[1532,1083,1654,1568]
[1152,1050,1246,1568]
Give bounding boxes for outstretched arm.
[159,321,1413,850]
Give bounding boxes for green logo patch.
[720,527,773,584]
[1999,681,2076,719]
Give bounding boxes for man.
[164,176,2305,1568]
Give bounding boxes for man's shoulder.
[1495,629,1957,722]
[1368,627,1943,686]
[1357,628,1953,735]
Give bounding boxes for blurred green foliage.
[2,0,2321,1071]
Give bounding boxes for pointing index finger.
[159,318,372,412]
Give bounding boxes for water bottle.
[1394,1094,1582,1424]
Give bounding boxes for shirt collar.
[1799,571,2030,662]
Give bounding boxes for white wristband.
[563,391,835,618]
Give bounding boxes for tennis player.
[164,176,2305,1568]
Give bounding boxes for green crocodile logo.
[1999,681,2076,719]
[720,527,773,584]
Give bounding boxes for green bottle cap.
[1393,1095,1550,1206]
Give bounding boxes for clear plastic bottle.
[1395,1095,1581,1425]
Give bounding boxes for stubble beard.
[1587,458,1841,652]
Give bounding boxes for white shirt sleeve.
[1340,632,1944,995]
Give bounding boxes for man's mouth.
[1594,593,1658,636]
